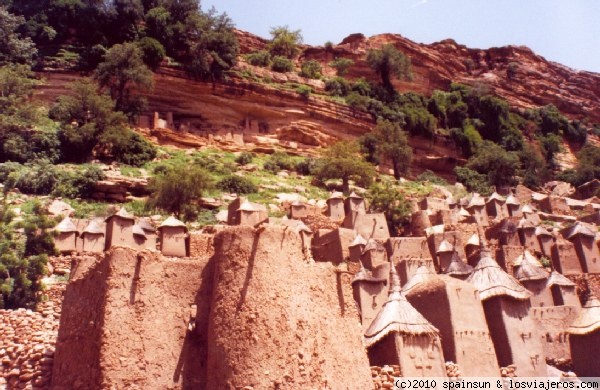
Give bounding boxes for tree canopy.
[0,7,37,65]
[268,26,303,59]
[372,119,413,179]
[367,44,411,89]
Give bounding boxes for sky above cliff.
[204,0,600,73]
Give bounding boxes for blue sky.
[204,0,600,73]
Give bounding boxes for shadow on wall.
[173,255,216,389]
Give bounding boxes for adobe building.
[551,237,584,276]
[546,271,581,309]
[435,239,455,271]
[352,262,388,333]
[105,208,135,250]
[311,227,355,264]
[568,295,600,377]
[132,224,150,251]
[348,234,367,263]
[513,250,551,307]
[410,210,431,236]
[518,218,541,253]
[464,233,481,267]
[486,192,507,219]
[419,197,448,212]
[386,237,434,285]
[343,212,390,240]
[465,194,489,227]
[289,200,308,220]
[466,245,546,376]
[80,219,105,254]
[226,197,244,225]
[442,251,473,279]
[137,217,157,251]
[363,260,447,377]
[344,192,366,215]
[497,218,521,246]
[562,222,600,273]
[361,238,387,270]
[505,194,522,217]
[404,271,500,377]
[326,192,345,221]
[535,226,554,257]
[158,216,188,257]
[55,217,78,253]
[237,201,268,227]
[539,195,571,216]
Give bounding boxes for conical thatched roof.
[567,295,600,335]
[459,207,471,218]
[521,204,534,214]
[363,238,385,254]
[238,200,257,212]
[466,234,480,246]
[351,261,387,285]
[518,218,536,229]
[348,191,363,199]
[132,224,146,236]
[294,221,313,234]
[436,239,454,253]
[349,234,367,248]
[137,217,156,232]
[443,251,474,276]
[402,265,438,294]
[106,207,134,221]
[56,217,77,233]
[159,216,186,230]
[546,271,575,288]
[505,194,520,206]
[535,226,552,237]
[327,191,343,200]
[487,192,505,204]
[81,219,104,236]
[466,194,485,209]
[563,222,596,239]
[364,260,439,347]
[291,200,305,207]
[499,218,518,234]
[514,250,549,282]
[466,248,531,301]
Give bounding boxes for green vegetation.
[246,50,271,67]
[558,144,600,187]
[299,60,322,79]
[367,182,411,236]
[268,26,303,59]
[329,57,354,76]
[217,175,258,194]
[372,119,412,179]
[367,44,412,89]
[0,8,36,65]
[314,141,376,193]
[271,56,294,73]
[147,163,213,221]
[235,152,254,165]
[263,152,298,173]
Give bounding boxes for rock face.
[207,226,372,389]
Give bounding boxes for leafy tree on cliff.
[465,141,519,188]
[366,44,411,90]
[95,42,153,116]
[372,119,412,179]
[147,164,214,221]
[314,140,376,194]
[367,182,411,235]
[0,7,37,65]
[268,25,303,59]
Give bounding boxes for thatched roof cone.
[106,207,134,221]
[159,216,186,229]
[568,295,600,335]
[546,270,575,288]
[56,217,77,233]
[514,250,549,281]
[402,265,438,294]
[466,248,531,301]
[81,219,104,236]
[443,251,473,276]
[364,260,439,347]
[350,234,367,248]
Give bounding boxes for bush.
[235,152,253,165]
[137,37,166,69]
[466,141,519,188]
[216,175,257,194]
[367,182,412,236]
[263,151,296,173]
[454,166,492,195]
[329,57,354,76]
[99,128,156,167]
[299,60,322,79]
[271,56,294,72]
[416,170,447,185]
[325,77,350,97]
[295,158,318,175]
[345,92,371,112]
[296,85,311,98]
[246,50,271,67]
[52,166,105,198]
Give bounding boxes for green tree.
[147,164,214,220]
[0,8,37,65]
[137,36,165,69]
[0,195,56,309]
[372,119,413,179]
[95,42,153,116]
[314,140,376,193]
[329,57,354,76]
[367,182,411,235]
[366,44,411,89]
[299,59,322,79]
[466,141,519,188]
[268,25,302,59]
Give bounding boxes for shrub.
[99,128,157,167]
[263,151,296,173]
[416,170,447,185]
[137,37,166,69]
[271,56,294,73]
[367,182,412,236]
[454,166,492,195]
[329,57,354,76]
[299,60,322,79]
[246,50,271,67]
[52,166,105,198]
[325,77,350,97]
[295,158,318,175]
[466,141,519,188]
[351,78,372,96]
[345,92,371,112]
[216,175,257,194]
[296,85,311,98]
[235,152,254,165]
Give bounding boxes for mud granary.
[50,187,600,387]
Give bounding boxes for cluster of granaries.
[305,190,600,377]
[53,189,600,377]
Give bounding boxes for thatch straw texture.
[513,250,549,281]
[568,295,600,335]
[443,251,473,276]
[546,271,575,287]
[56,217,77,233]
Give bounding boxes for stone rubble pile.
[445,362,462,378]
[371,365,401,389]
[0,307,58,389]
